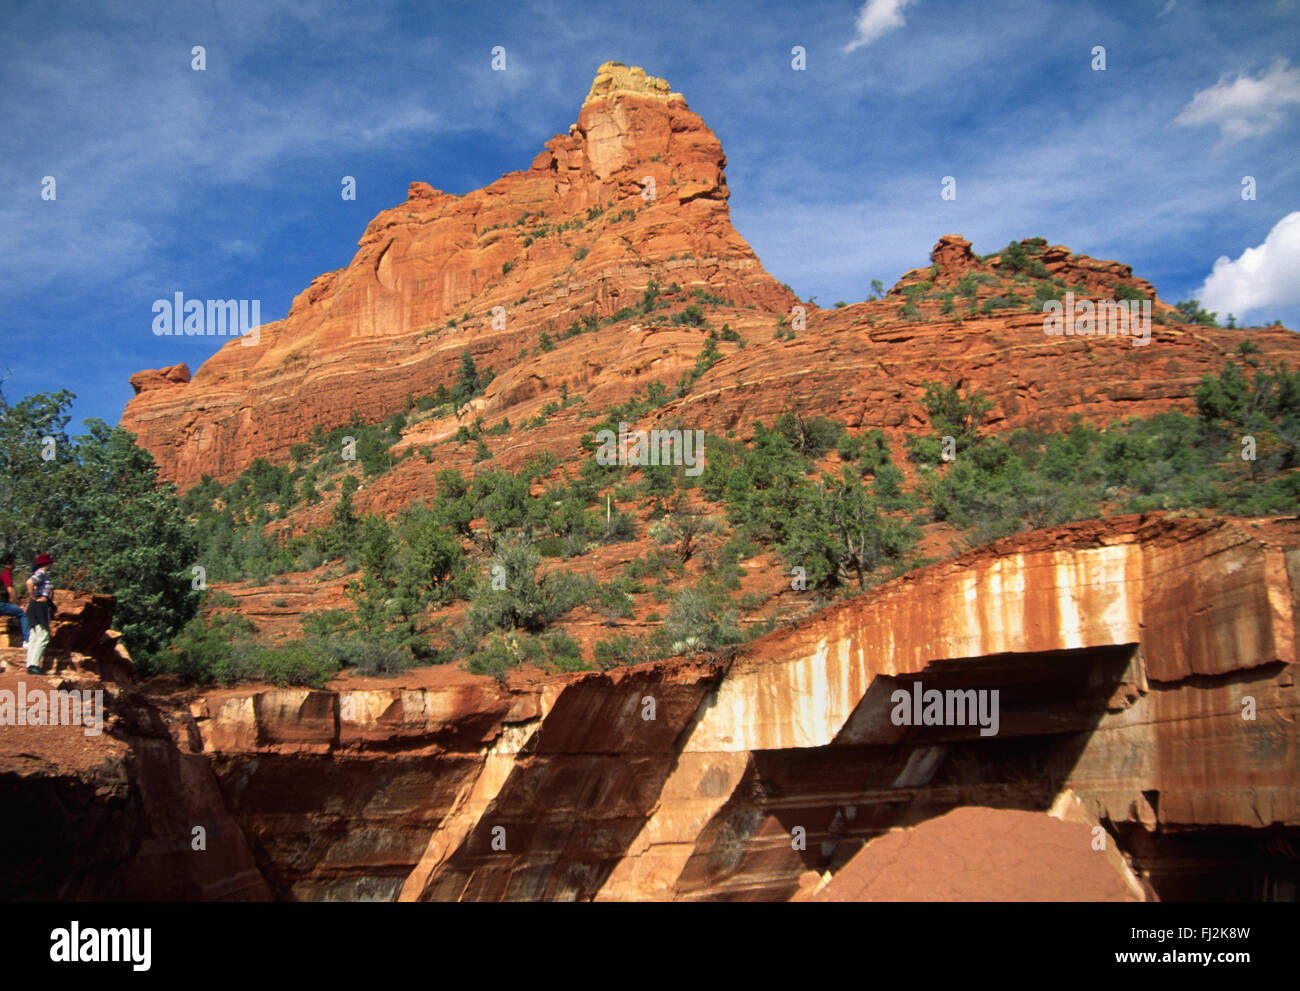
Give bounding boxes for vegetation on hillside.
[5,337,1295,689]
[148,341,1300,686]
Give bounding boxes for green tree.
[399,507,465,604]
[452,349,480,407]
[0,390,199,658]
[919,381,994,444]
[66,420,201,656]
[1175,299,1219,326]
[316,474,361,560]
[0,389,77,557]
[357,431,393,477]
[782,468,918,590]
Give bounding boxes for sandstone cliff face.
[121,63,1300,495]
[0,624,269,900]
[8,514,1290,900]
[204,514,1300,901]
[121,61,794,488]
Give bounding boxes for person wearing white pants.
[25,624,50,673]
[24,553,55,675]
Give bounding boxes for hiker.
[24,553,55,675]
[0,553,29,649]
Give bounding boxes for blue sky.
[3,0,1298,432]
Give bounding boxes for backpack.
[32,568,53,600]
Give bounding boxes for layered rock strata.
[8,513,1290,900]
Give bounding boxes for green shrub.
[146,612,346,688]
[775,410,842,457]
[1175,299,1219,326]
[624,549,680,580]
[648,520,674,544]
[466,629,590,677]
[673,304,707,327]
[595,580,636,619]
[1033,282,1063,305]
[593,633,657,669]
[318,636,424,677]
[238,641,342,688]
[661,584,742,654]
[465,538,596,634]
[1113,284,1150,303]
[599,510,638,544]
[536,630,589,672]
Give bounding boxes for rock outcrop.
[9,514,1291,900]
[0,593,268,899]
[121,61,794,488]
[2,590,135,683]
[129,362,191,395]
[892,234,1160,302]
[120,63,1300,494]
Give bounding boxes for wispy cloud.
[844,0,917,53]
[0,23,444,298]
[1173,57,1300,144]
[4,0,1299,432]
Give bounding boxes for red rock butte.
[122,60,794,488]
[121,61,1300,493]
[20,60,1294,904]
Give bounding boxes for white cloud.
[1197,211,1300,320]
[844,0,917,53]
[1174,58,1300,144]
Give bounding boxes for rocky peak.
[583,61,681,105]
[929,234,981,279]
[552,61,717,187]
[121,60,789,487]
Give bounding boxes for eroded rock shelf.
[4,513,1296,901]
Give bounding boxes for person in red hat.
[24,553,56,675]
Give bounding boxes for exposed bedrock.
[203,514,1300,901]
[4,513,1296,899]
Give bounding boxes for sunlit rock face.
[120,61,791,490]
[396,514,1295,902]
[4,517,1295,901]
[120,62,1300,498]
[81,59,1300,902]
